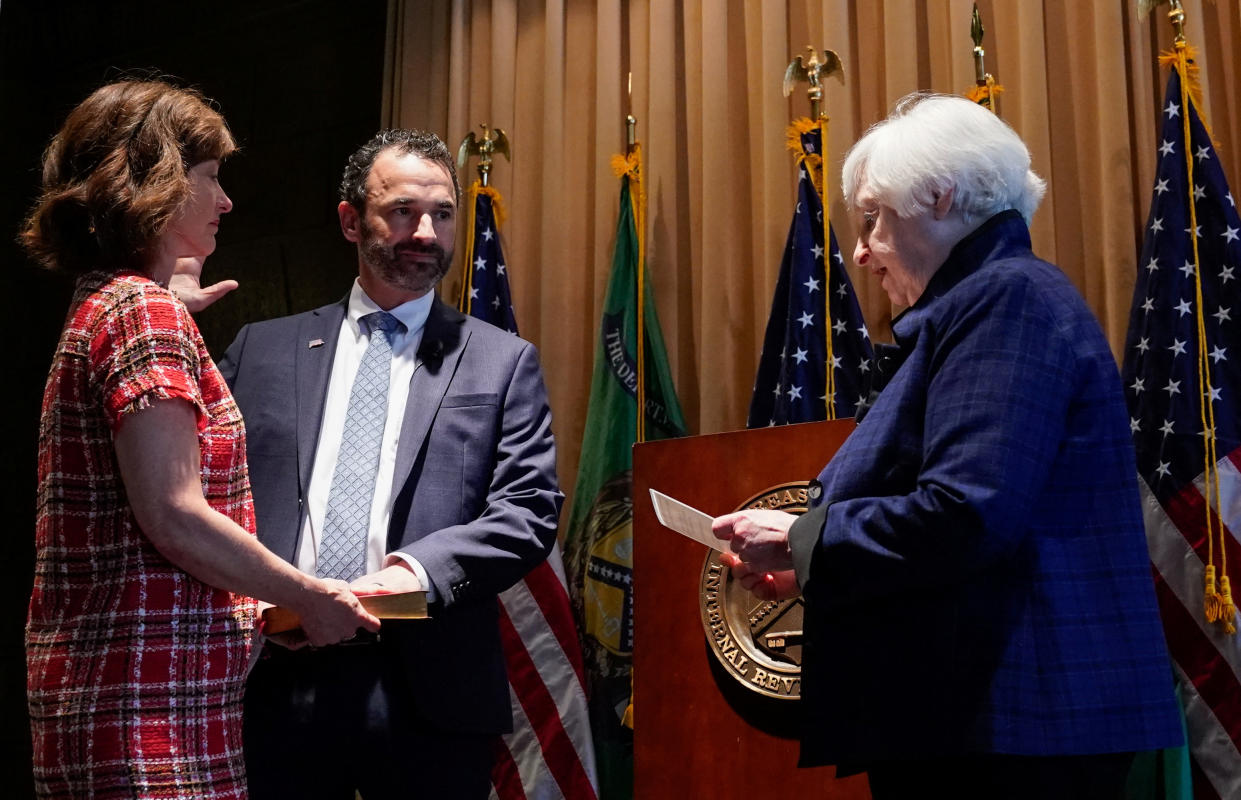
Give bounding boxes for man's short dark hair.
[339,129,461,211]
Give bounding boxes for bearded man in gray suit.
[216,129,561,799]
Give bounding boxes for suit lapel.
[296,298,347,496]
[390,299,469,498]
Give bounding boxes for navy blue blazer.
[219,295,562,734]
[788,211,1184,767]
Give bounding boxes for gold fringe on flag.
[1158,46,1218,146]
[785,118,822,175]
[477,184,507,229]
[457,181,480,317]
[610,151,640,181]
[964,79,1004,110]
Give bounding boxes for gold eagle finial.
[783,47,844,120]
[457,124,511,187]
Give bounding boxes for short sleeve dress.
[27,271,257,798]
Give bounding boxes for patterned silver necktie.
[317,311,404,581]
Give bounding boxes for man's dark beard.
[359,220,451,295]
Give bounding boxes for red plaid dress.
[28,271,257,798]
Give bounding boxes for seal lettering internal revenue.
[698,482,809,700]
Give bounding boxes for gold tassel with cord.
[1220,575,1237,634]
[1169,40,1234,635]
[1205,564,1221,621]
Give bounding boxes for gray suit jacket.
[219,295,562,734]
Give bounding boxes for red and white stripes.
[1142,446,1241,800]
[491,545,597,800]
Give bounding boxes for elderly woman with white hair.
[713,93,1183,797]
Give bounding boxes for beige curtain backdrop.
[383,0,1241,517]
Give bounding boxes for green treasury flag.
[563,167,686,800]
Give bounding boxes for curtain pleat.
[385,0,1241,516]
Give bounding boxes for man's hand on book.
[349,563,423,596]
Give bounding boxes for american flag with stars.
[748,125,873,427]
[1120,65,1241,800]
[460,187,519,332]
[456,182,599,800]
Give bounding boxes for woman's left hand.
[169,256,238,312]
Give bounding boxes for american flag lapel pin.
[308,338,325,349]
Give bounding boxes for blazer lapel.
[296,298,347,496]
[390,299,468,499]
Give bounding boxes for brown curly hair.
[20,80,236,275]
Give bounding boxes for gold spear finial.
[626,72,637,152]
[969,4,998,113]
[1138,0,1214,44]
[1167,0,1186,45]
[457,124,511,187]
[783,46,844,120]
[971,4,987,84]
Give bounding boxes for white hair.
[841,92,1046,224]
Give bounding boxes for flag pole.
[456,124,511,318]
[817,94,836,420]
[1140,0,1234,631]
[971,5,995,113]
[458,163,479,317]
[783,47,843,418]
[1164,0,1234,631]
[626,72,649,445]
[965,4,1002,114]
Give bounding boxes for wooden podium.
[632,419,869,799]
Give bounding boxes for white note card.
[649,489,727,552]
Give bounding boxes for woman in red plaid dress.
[21,80,378,799]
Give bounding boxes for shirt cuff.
[384,552,438,602]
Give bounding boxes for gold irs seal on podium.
[698,482,809,700]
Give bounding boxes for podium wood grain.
[633,419,869,799]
